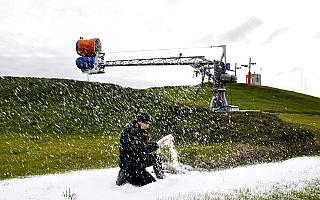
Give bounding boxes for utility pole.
[301,68,303,86]
[305,78,307,89]
[242,57,256,84]
[235,63,241,76]
[229,63,241,76]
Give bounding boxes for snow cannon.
[75,37,105,74]
[76,37,102,56]
[75,56,95,69]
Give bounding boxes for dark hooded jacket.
[119,119,159,170]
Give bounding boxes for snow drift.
[0,156,319,200]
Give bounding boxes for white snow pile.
[1,156,319,200]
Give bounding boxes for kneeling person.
[117,113,165,187]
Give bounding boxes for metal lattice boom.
[101,56,213,67]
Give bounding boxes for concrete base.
[237,110,260,112]
[212,105,240,112]
[211,105,261,113]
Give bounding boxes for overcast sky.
[1,0,320,98]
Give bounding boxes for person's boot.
[156,170,166,179]
[116,169,123,186]
[116,169,130,185]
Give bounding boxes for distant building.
[246,73,261,85]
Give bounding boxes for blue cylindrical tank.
[75,56,95,69]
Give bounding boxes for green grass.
[277,113,320,142]
[150,83,320,115]
[1,134,119,179]
[0,76,319,181]
[224,83,320,115]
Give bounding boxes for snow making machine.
[75,37,239,112]
[76,37,105,74]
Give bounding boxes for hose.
[194,70,205,107]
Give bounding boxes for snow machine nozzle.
[76,37,101,57]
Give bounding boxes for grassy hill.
[0,76,319,179]
[150,82,320,115]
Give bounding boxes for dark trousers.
[116,154,164,187]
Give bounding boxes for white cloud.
[263,27,290,44]
[315,32,320,39]
[220,17,263,43]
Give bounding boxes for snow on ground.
[1,156,319,200]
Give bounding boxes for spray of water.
[169,141,179,168]
[158,134,193,174]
